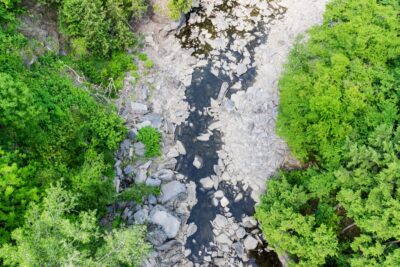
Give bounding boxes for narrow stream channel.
[174,1,286,265]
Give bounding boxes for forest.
[0,0,190,265]
[256,0,400,266]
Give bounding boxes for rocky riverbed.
[111,0,329,266]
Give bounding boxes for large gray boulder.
[160,181,187,203]
[150,208,181,238]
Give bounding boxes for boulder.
[243,235,258,250]
[148,194,157,205]
[236,63,247,76]
[214,190,224,198]
[220,197,229,207]
[146,178,161,187]
[135,168,147,183]
[124,165,135,175]
[153,169,174,181]
[187,223,198,237]
[242,216,258,228]
[236,227,246,239]
[160,181,187,203]
[147,228,168,246]
[150,209,181,239]
[214,214,228,229]
[215,233,232,245]
[200,177,214,189]
[133,209,149,224]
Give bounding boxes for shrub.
[136,126,162,158]
[144,59,154,69]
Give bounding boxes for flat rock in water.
[160,181,187,203]
[200,177,214,189]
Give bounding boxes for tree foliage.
[59,0,144,57]
[257,0,400,266]
[0,184,151,267]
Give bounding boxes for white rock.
[236,63,247,76]
[214,214,228,229]
[212,198,219,207]
[187,223,198,237]
[220,197,229,207]
[193,155,203,169]
[243,235,258,250]
[236,227,246,239]
[242,216,258,228]
[200,177,214,189]
[135,168,147,183]
[214,190,224,198]
[176,141,186,155]
[197,133,211,141]
[215,234,232,245]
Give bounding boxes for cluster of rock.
[112,25,200,265]
[211,0,329,201]
[180,0,286,80]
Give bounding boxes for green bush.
[118,183,160,203]
[71,51,136,90]
[136,126,162,158]
[144,59,154,69]
[257,0,400,266]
